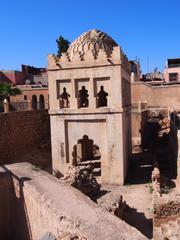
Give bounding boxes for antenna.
[147,56,149,73]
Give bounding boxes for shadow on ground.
[124,206,153,239]
[126,151,153,185]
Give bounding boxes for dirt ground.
[98,149,154,239]
[100,183,153,239]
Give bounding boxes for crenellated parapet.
[48,45,129,71]
[47,29,131,71]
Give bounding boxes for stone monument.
[48,29,131,184]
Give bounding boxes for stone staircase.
[154,217,180,240]
[77,159,101,178]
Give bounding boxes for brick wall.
[0,110,50,164]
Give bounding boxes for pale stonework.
[48,30,131,185]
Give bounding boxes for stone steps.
[78,160,101,177]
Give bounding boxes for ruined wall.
[152,123,180,239]
[153,193,180,240]
[4,162,147,240]
[0,110,50,164]
[132,82,180,109]
[154,200,180,226]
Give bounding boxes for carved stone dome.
[67,29,118,60]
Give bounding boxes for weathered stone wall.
[0,110,50,164]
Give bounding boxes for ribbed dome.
[67,29,118,60]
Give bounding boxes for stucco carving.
[67,29,118,60]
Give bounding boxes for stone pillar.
[167,107,171,121]
[3,99,9,113]
[70,79,78,109]
[89,77,96,108]
[138,100,141,113]
[144,100,148,110]
[89,97,96,108]
[28,100,32,110]
[76,143,82,164]
[131,72,135,83]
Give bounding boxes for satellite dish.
[25,79,31,85]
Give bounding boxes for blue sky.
[0,0,180,73]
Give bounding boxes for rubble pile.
[60,165,101,199]
[97,192,127,219]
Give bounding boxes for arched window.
[60,87,70,108]
[78,86,89,108]
[72,135,101,176]
[32,95,37,110]
[97,86,108,107]
[39,95,45,109]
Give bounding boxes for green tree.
[0,83,21,101]
[56,36,70,57]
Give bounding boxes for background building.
[164,58,180,82]
[0,65,49,111]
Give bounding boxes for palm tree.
[56,35,70,57]
[0,82,21,101]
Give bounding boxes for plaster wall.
[132,82,180,110]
